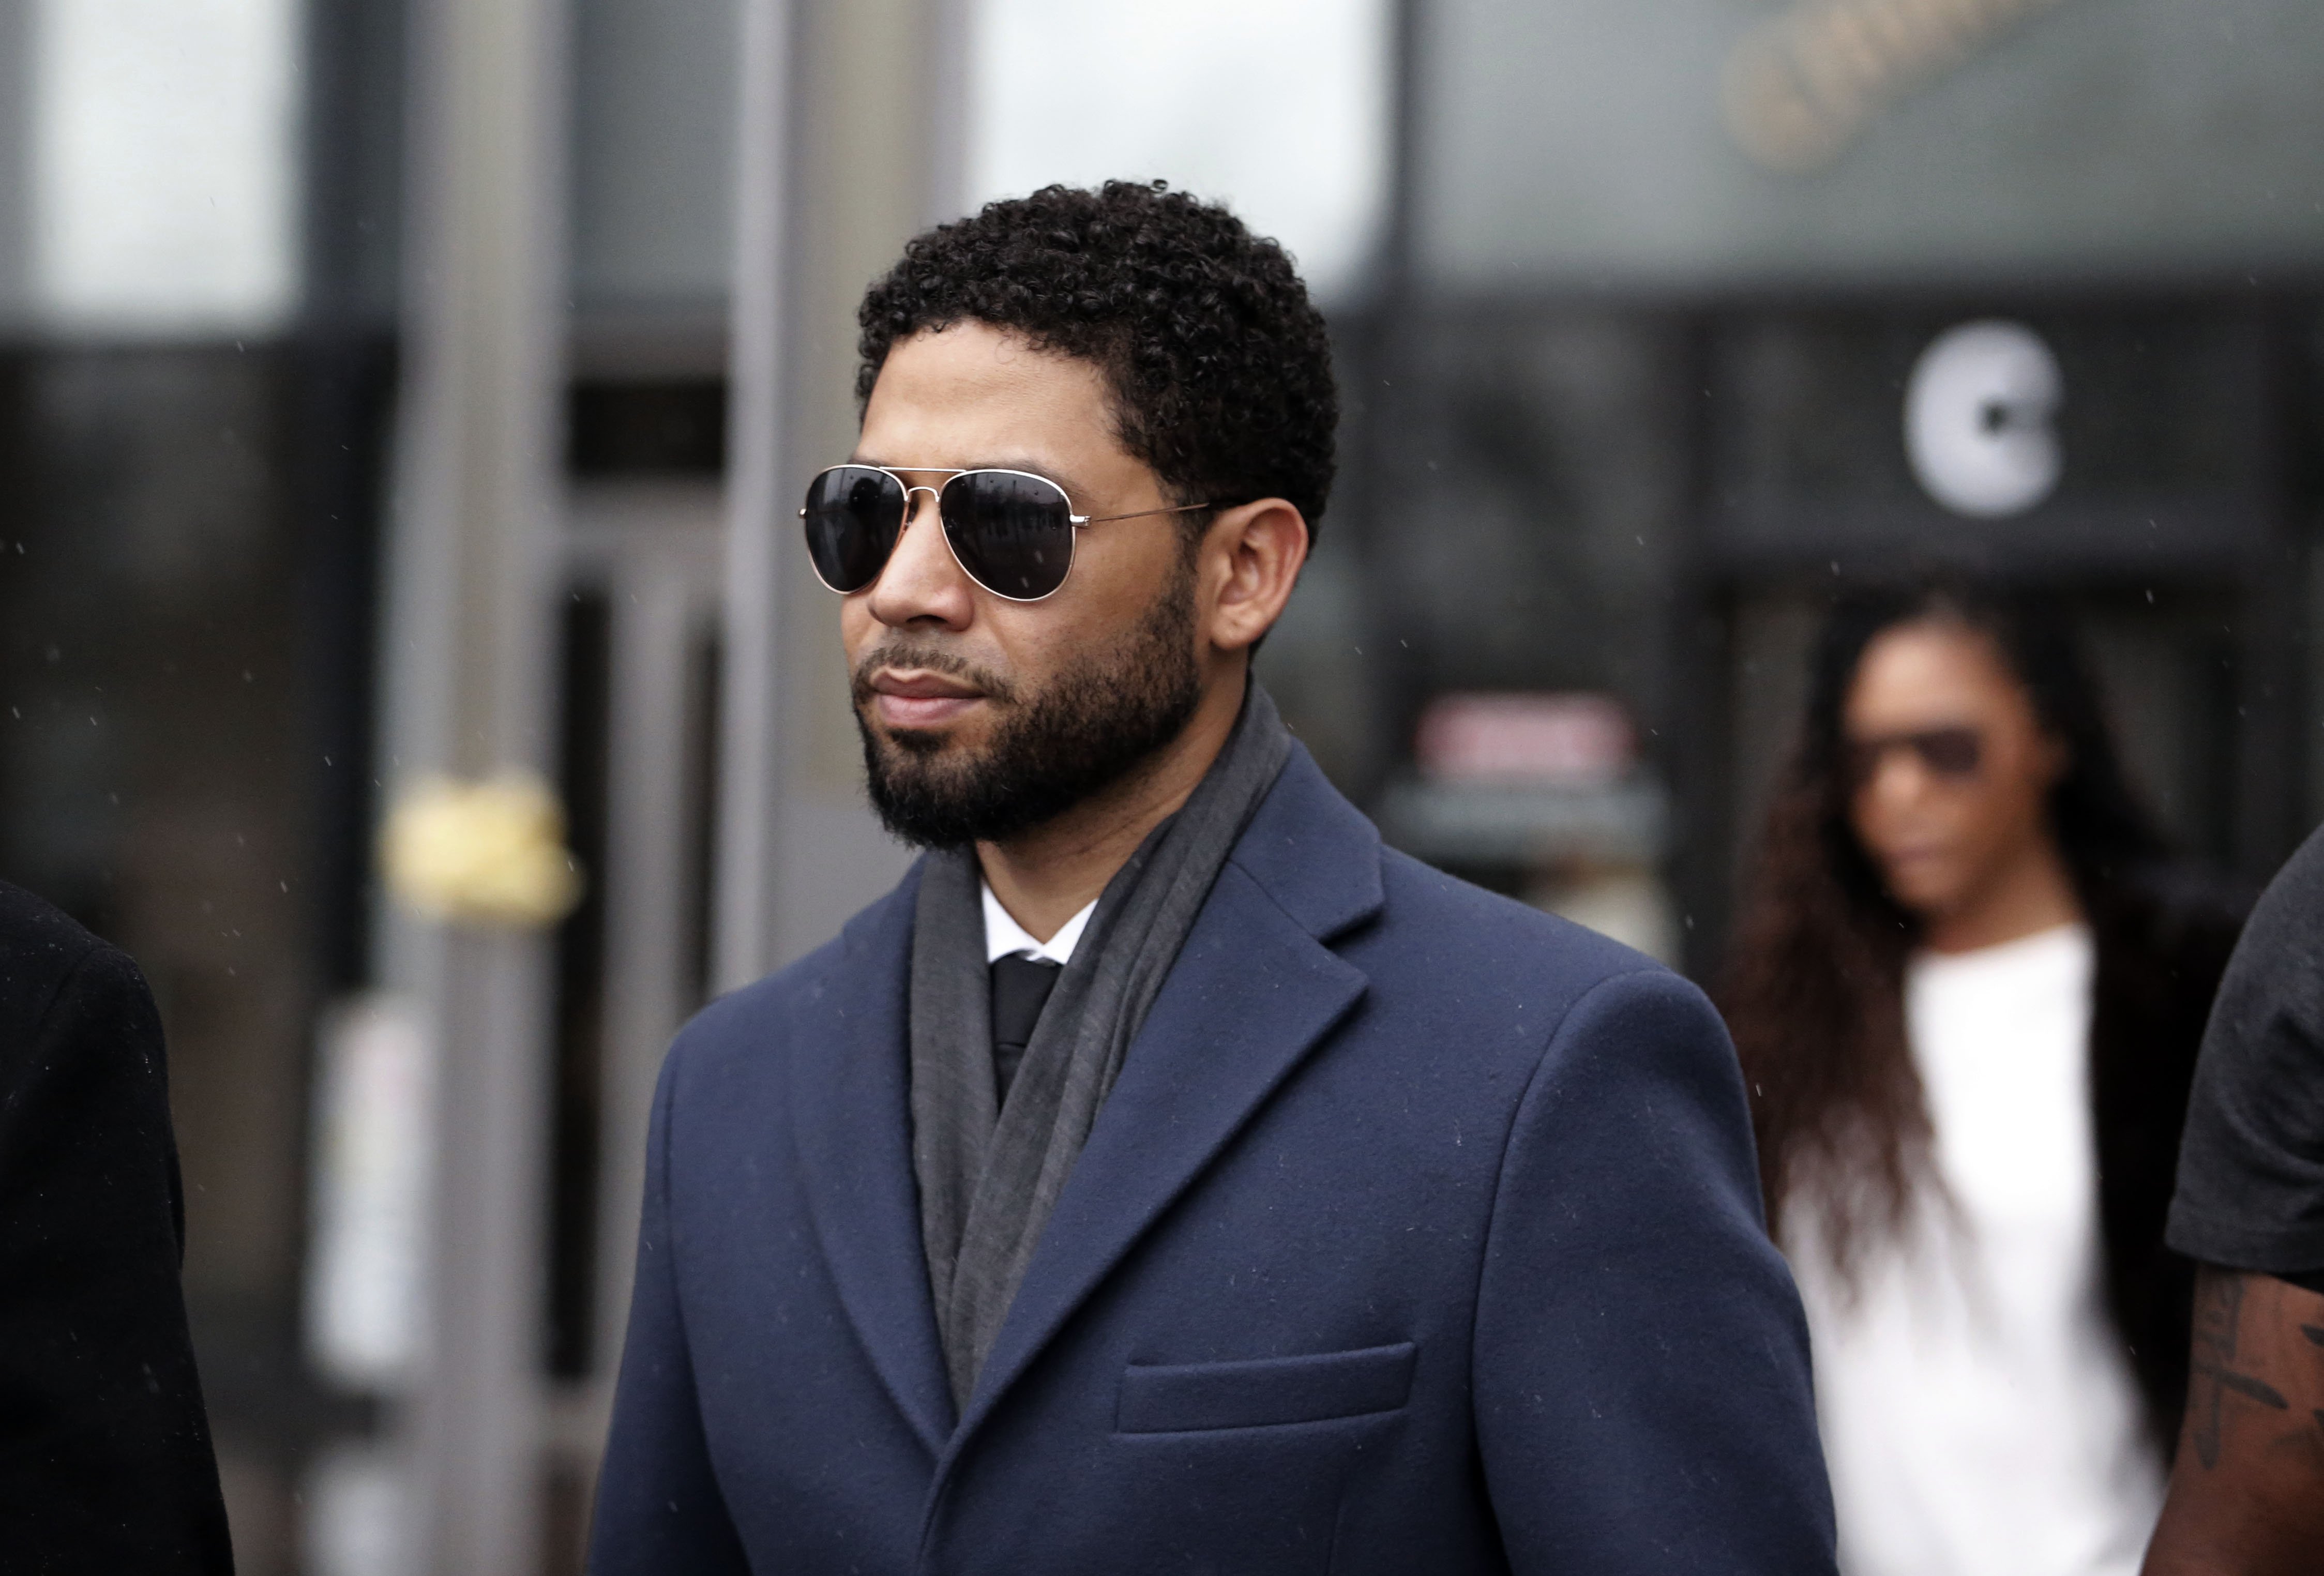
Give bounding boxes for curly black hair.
[855,180,1337,542]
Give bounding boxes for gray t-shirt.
[2166,821,2324,1293]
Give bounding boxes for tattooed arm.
[2142,1268,2324,1576]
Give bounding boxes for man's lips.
[869,669,985,729]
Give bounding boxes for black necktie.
[988,954,1063,1107]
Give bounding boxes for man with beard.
[590,182,1835,1575]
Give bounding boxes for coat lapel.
[788,863,957,1457]
[946,749,1385,1450]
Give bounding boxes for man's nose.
[866,490,973,629]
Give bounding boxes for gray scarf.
[909,683,1292,1412]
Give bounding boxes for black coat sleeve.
[0,928,234,1574]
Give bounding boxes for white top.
[980,881,1096,966]
[1787,923,2164,1576]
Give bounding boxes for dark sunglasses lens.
[941,472,1075,600]
[1916,728,1983,777]
[802,467,906,592]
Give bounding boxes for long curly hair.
[1720,580,2169,1280]
[855,180,1338,540]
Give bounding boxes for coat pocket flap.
[1115,1341,1416,1433]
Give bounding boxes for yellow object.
[381,773,584,928]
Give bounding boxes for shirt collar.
[981,880,1096,966]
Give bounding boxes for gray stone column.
[715,0,963,987]
[375,0,569,1568]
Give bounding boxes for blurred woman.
[1722,581,2241,1576]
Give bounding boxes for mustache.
[850,642,1018,709]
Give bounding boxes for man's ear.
[1200,498,1308,654]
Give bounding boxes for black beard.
[853,565,1203,850]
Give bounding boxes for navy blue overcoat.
[591,746,1836,1573]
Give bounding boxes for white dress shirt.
[1788,922,2163,1576]
[980,882,1095,967]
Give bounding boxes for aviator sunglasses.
[1843,726,1984,789]
[801,464,1212,602]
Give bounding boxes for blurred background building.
[0,0,2319,1570]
